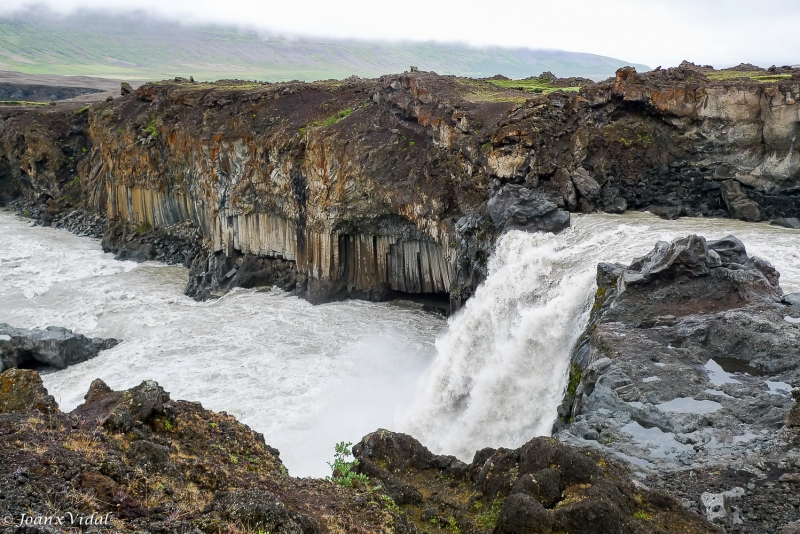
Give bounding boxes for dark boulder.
[495,493,554,534]
[487,185,570,234]
[720,180,761,221]
[772,217,800,229]
[0,323,118,372]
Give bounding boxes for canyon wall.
[2,65,799,306]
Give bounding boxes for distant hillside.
[0,9,650,82]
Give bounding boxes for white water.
[401,213,800,460]
[1,210,799,472]
[0,211,443,477]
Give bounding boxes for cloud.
[1,0,798,67]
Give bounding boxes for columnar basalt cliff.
[2,63,799,307]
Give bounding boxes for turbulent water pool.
[2,209,799,476]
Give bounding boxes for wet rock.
[487,185,570,234]
[0,368,58,414]
[571,167,601,200]
[558,233,799,519]
[787,389,800,428]
[648,205,682,220]
[720,180,761,222]
[0,323,118,372]
[785,292,800,307]
[772,217,800,229]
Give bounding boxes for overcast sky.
[2,0,798,68]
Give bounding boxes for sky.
[1,0,799,68]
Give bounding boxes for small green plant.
[380,494,401,515]
[633,511,652,521]
[475,498,503,529]
[230,454,239,464]
[74,105,91,115]
[163,420,173,431]
[210,422,218,428]
[326,441,369,488]
[143,114,160,138]
[445,516,461,534]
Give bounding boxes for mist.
[2,0,799,69]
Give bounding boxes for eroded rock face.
[3,66,799,309]
[556,235,800,532]
[353,429,718,534]
[0,323,119,372]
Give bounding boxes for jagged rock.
[552,168,578,211]
[120,82,133,95]
[487,185,570,234]
[571,167,601,200]
[700,488,744,526]
[495,493,553,534]
[353,431,716,533]
[0,368,58,414]
[720,180,761,222]
[0,323,118,372]
[557,233,799,532]
[772,217,800,229]
[787,389,800,428]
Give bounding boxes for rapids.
[1,209,798,474]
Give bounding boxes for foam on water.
[400,212,800,460]
[0,211,443,477]
[2,209,799,471]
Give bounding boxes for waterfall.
[400,213,800,460]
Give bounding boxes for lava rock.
[0,323,118,372]
[495,493,554,534]
[0,368,58,414]
[487,185,570,234]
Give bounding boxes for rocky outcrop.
[0,368,58,414]
[353,429,717,534]
[0,323,119,372]
[3,64,799,309]
[556,235,800,531]
[0,369,719,533]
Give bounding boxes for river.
[1,209,798,475]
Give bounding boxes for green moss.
[135,221,152,234]
[567,363,582,397]
[74,105,91,115]
[0,100,50,106]
[488,78,581,95]
[634,511,652,521]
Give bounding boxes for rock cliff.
[2,63,799,307]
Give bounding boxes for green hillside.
[0,9,650,82]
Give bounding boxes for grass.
[0,100,50,106]
[705,71,793,83]
[301,107,355,135]
[488,78,582,94]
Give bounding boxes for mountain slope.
[0,9,650,82]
